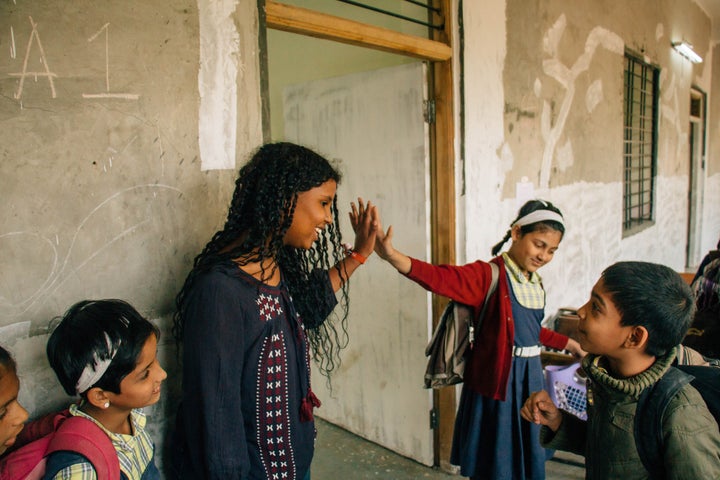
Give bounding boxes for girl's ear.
[624,326,649,350]
[510,224,522,242]
[85,387,111,409]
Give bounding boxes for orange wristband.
[348,250,367,264]
[342,243,367,264]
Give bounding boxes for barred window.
[623,52,659,235]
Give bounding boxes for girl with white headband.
[43,299,167,479]
[372,199,585,480]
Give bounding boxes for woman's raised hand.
[348,198,378,259]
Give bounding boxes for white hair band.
[512,210,564,228]
[75,333,118,394]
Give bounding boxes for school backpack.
[424,263,499,388]
[634,363,720,479]
[0,408,120,480]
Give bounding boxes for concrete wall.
[0,0,262,473]
[706,40,720,249]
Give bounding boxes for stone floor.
[311,417,585,479]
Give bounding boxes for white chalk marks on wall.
[9,16,57,99]
[8,16,139,102]
[9,26,16,59]
[0,184,181,322]
[82,23,139,100]
[537,14,624,189]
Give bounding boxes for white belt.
[512,345,542,357]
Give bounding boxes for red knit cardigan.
[406,255,569,401]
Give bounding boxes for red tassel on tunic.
[300,389,321,422]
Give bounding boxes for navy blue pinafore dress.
[450,280,548,480]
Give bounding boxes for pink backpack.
[0,408,120,480]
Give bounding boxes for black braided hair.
[491,199,565,256]
[172,142,350,379]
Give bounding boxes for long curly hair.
[172,142,350,378]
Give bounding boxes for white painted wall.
[458,0,507,267]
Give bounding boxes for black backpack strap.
[634,366,694,480]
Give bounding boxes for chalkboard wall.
[0,2,263,470]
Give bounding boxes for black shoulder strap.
[634,366,694,480]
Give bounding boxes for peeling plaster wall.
[0,1,262,473]
[462,0,718,315]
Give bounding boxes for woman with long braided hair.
[170,142,378,480]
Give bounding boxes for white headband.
[75,333,118,394]
[512,210,564,228]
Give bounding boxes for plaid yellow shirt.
[50,404,155,480]
[502,252,545,309]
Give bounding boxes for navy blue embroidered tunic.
[172,261,336,479]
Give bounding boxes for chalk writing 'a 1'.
[9,17,139,101]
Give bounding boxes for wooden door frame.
[259,1,457,470]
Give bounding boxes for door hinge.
[424,99,436,124]
[429,407,439,430]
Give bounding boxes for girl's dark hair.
[0,345,17,380]
[602,262,695,357]
[47,299,159,396]
[172,142,350,378]
[491,199,565,256]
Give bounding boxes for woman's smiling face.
[283,179,337,250]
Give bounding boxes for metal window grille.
[623,53,659,234]
[336,0,443,30]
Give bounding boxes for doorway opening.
[686,87,706,270]
[260,0,458,470]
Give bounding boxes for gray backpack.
[424,263,499,388]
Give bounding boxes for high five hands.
[352,201,411,274]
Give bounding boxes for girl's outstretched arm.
[370,206,411,274]
[564,338,587,359]
[328,197,378,291]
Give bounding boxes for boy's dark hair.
[491,199,565,256]
[172,142,350,378]
[47,299,159,396]
[601,261,695,356]
[0,345,17,378]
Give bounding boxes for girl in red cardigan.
[373,199,584,480]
